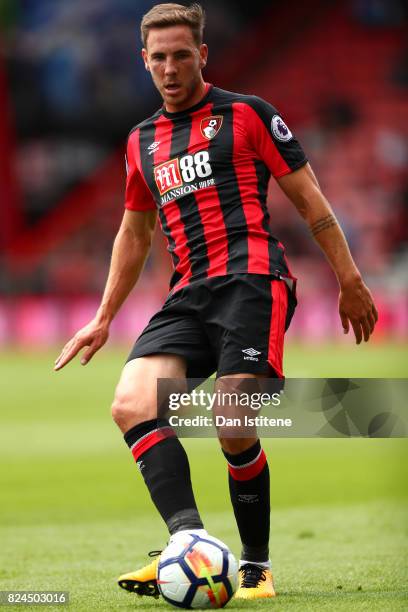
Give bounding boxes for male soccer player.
[54,2,378,601]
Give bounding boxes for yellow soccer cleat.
[235,563,276,599]
[117,551,161,598]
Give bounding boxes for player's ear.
[142,48,150,71]
[199,44,208,69]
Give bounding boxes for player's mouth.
[164,83,182,95]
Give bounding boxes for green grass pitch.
[1,342,407,610]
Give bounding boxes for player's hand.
[338,277,378,344]
[54,319,110,371]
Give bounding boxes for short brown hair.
[141,3,206,48]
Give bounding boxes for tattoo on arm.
[310,214,337,237]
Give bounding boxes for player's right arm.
[55,129,158,371]
[54,208,157,370]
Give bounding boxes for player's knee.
[218,437,256,455]
[111,390,152,431]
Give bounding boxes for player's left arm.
[278,163,378,344]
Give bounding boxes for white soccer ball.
[157,532,238,609]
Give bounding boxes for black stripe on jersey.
[254,159,275,275]
[210,107,249,274]
[128,108,161,141]
[254,159,288,276]
[170,116,209,279]
[244,96,307,172]
[158,207,182,288]
[138,122,180,274]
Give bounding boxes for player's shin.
[222,440,270,565]
[124,418,204,534]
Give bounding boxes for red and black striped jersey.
[125,83,307,293]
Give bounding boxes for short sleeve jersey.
[125,84,307,292]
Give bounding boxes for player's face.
[142,25,208,113]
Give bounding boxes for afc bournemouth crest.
[200,115,223,140]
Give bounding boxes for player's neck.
[164,79,208,114]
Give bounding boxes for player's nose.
[164,58,177,76]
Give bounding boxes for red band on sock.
[131,426,176,462]
[228,449,267,481]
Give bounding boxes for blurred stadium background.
[0,0,407,351]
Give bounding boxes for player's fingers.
[54,339,86,370]
[54,346,72,368]
[360,317,370,342]
[80,341,102,365]
[56,334,80,360]
[81,335,108,365]
[54,349,78,371]
[54,352,64,366]
[367,310,376,334]
[350,319,362,344]
[372,302,379,322]
[54,340,74,364]
[340,311,349,334]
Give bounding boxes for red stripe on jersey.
[131,426,176,462]
[242,103,291,178]
[232,103,270,274]
[188,103,228,278]
[228,449,267,481]
[153,115,193,284]
[267,281,288,379]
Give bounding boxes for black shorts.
[127,274,296,379]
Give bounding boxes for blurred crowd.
[0,0,407,341]
[1,0,246,225]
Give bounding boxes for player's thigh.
[112,353,187,431]
[214,372,263,454]
[213,276,295,378]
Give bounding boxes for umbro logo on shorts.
[242,347,261,361]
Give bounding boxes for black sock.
[124,418,203,535]
[223,440,270,563]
